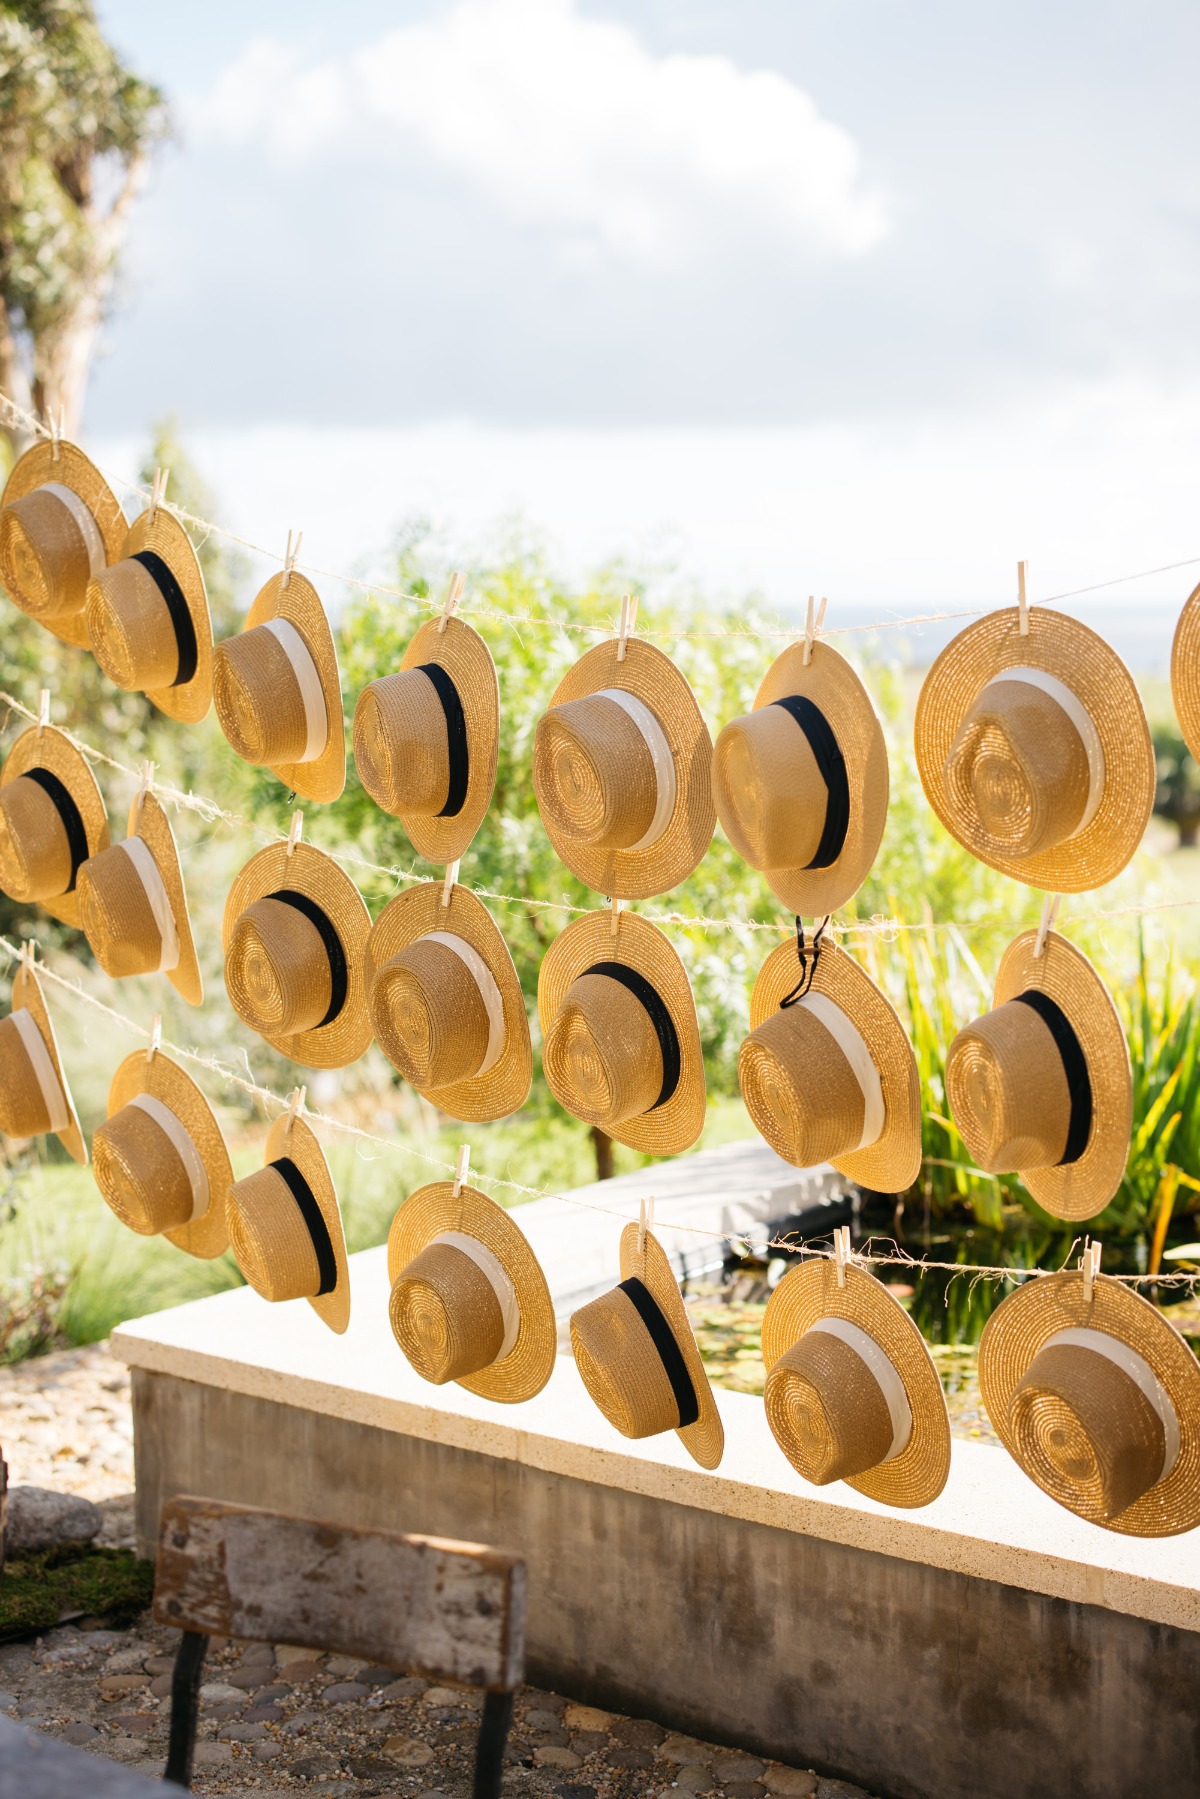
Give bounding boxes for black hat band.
[132,550,198,689]
[618,1276,699,1428]
[771,694,850,869]
[270,1154,338,1295]
[584,960,681,1110]
[266,888,349,1028]
[18,767,89,893]
[1013,989,1093,1165]
[417,662,469,819]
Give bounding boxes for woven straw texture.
[0,441,126,646]
[78,793,202,1006]
[366,881,530,1121]
[978,1271,1200,1536]
[0,959,86,1163]
[223,840,371,1069]
[214,571,345,804]
[914,607,1153,892]
[714,639,888,917]
[0,724,108,927]
[354,613,499,863]
[746,937,920,1193]
[534,637,715,901]
[87,509,212,723]
[98,1050,232,1258]
[1170,580,1200,765]
[227,1111,349,1333]
[387,1179,555,1403]
[538,909,705,1155]
[762,1259,950,1507]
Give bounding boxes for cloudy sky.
[90,0,1200,661]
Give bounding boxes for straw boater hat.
[740,933,921,1194]
[538,909,705,1156]
[85,506,213,723]
[914,607,1154,892]
[0,722,108,927]
[92,1049,232,1258]
[1170,580,1200,765]
[533,638,715,901]
[762,1257,950,1507]
[77,791,203,1006]
[945,928,1130,1223]
[226,1109,350,1334]
[713,640,888,917]
[979,1268,1200,1537]
[0,951,86,1163]
[570,1223,724,1469]
[214,572,345,804]
[387,1179,555,1402]
[354,613,499,864]
[0,439,126,647]
[223,839,371,1070]
[366,881,530,1122]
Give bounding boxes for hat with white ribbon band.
[77,792,203,1006]
[0,956,86,1163]
[93,1050,233,1258]
[0,439,127,647]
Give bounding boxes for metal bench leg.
[164,1629,208,1788]
[473,1690,514,1799]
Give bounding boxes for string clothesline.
[4,930,1196,1296]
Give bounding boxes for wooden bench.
[153,1495,526,1793]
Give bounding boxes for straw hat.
[77,791,203,1007]
[387,1179,555,1402]
[354,614,498,863]
[713,640,888,917]
[86,508,213,724]
[946,928,1130,1223]
[979,1269,1200,1536]
[538,909,705,1155]
[741,933,921,1194]
[0,723,108,927]
[571,1223,723,1469]
[214,572,345,804]
[1170,579,1200,764]
[0,440,126,647]
[914,608,1154,892]
[223,839,371,1069]
[226,1110,350,1333]
[366,881,530,1121]
[762,1257,950,1507]
[533,638,715,901]
[93,1050,232,1258]
[0,952,86,1163]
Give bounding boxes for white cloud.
[194,0,887,261]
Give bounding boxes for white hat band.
[127,1092,210,1222]
[977,667,1105,838]
[431,1229,520,1361]
[807,1314,913,1462]
[10,1007,70,1133]
[596,688,677,852]
[421,931,505,1077]
[263,618,328,764]
[797,989,886,1150]
[1044,1326,1180,1482]
[40,482,106,578]
[119,836,181,973]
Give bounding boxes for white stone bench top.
[113,1243,1200,1635]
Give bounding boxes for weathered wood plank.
[153,1496,525,1691]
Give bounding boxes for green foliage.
[0,1546,153,1639]
[1152,726,1200,848]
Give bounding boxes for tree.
[0,1,168,449]
[1152,727,1200,849]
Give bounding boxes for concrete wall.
[132,1369,1200,1799]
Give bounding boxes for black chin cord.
[779,914,830,1009]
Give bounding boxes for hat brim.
[978,1271,1200,1536]
[106,1050,233,1259]
[1171,581,1200,765]
[12,959,86,1164]
[762,1258,950,1507]
[750,936,921,1193]
[243,572,345,804]
[2,442,127,648]
[366,881,531,1121]
[914,607,1154,893]
[131,793,203,1007]
[537,909,705,1155]
[616,1223,724,1469]
[739,640,889,917]
[1,724,109,928]
[388,614,499,864]
[264,1111,350,1333]
[539,637,715,901]
[116,510,213,724]
[223,840,372,1069]
[387,1180,556,1402]
[990,928,1131,1222]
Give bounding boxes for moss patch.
[0,1546,154,1640]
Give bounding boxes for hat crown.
[0,1011,54,1136]
[571,1285,684,1439]
[390,1241,506,1383]
[93,1103,193,1236]
[228,1163,323,1302]
[78,842,166,980]
[713,705,828,872]
[0,778,73,903]
[543,970,663,1129]
[947,998,1072,1173]
[534,694,658,850]
[87,561,181,692]
[371,939,490,1088]
[1009,1339,1167,1521]
[739,1004,866,1169]
[213,626,312,766]
[226,896,333,1037]
[943,677,1092,859]
[765,1329,895,1485]
[0,488,93,622]
[354,671,452,817]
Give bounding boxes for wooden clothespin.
[19,938,34,976]
[638,1194,655,1256]
[616,593,638,663]
[286,811,304,858]
[1033,892,1061,959]
[441,859,459,908]
[37,689,50,736]
[833,1224,852,1288]
[452,1143,471,1198]
[149,467,169,525]
[282,529,303,592]
[437,571,465,635]
[147,1014,162,1064]
[285,1085,307,1137]
[48,406,64,462]
[802,595,828,667]
[609,895,623,938]
[1017,560,1030,636]
[135,761,155,820]
[1081,1238,1101,1303]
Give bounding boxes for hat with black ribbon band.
[416,662,469,818]
[271,1155,338,1295]
[1012,989,1093,1167]
[130,550,198,688]
[19,768,89,892]
[267,889,349,1029]
[583,960,681,1110]
[225,1110,350,1333]
[769,696,850,869]
[618,1276,699,1426]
